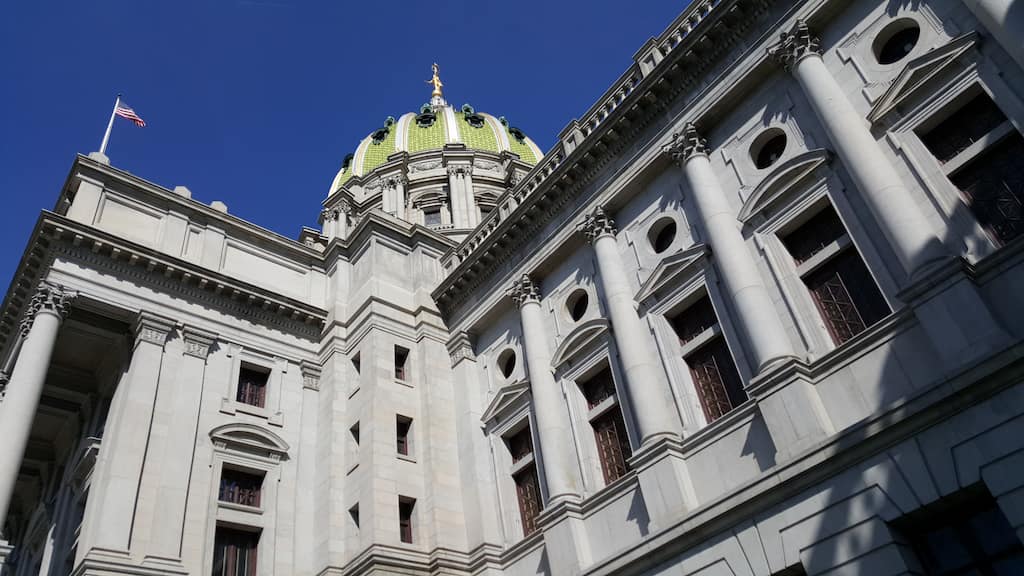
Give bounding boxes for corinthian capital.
[580,207,618,242]
[666,123,708,163]
[20,283,77,337]
[509,274,541,308]
[768,20,821,70]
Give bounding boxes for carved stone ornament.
[509,274,542,308]
[447,332,477,367]
[320,208,337,223]
[768,20,822,71]
[475,159,501,172]
[20,282,77,338]
[134,312,174,347]
[384,175,408,189]
[580,207,618,242]
[447,165,472,177]
[666,123,709,163]
[300,360,322,391]
[409,160,442,173]
[182,327,217,359]
[337,199,354,216]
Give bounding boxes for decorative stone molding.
[447,165,472,177]
[509,274,541,308]
[320,208,337,223]
[447,331,477,367]
[580,207,618,242]
[768,20,821,70]
[409,160,442,173]
[20,282,76,338]
[474,159,501,172]
[384,175,408,189]
[133,312,175,348]
[666,123,708,163]
[300,360,322,391]
[182,326,217,359]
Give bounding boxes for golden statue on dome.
[426,63,444,98]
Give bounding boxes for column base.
[74,548,189,576]
[900,257,1011,372]
[747,357,835,461]
[629,435,696,533]
[537,496,591,575]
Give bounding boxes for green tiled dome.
[328,103,543,195]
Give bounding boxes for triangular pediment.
[551,318,610,369]
[738,149,832,222]
[868,31,980,124]
[635,243,709,304]
[481,380,531,425]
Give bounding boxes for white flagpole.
[99,94,121,156]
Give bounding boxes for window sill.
[219,398,284,427]
[394,378,414,389]
[217,501,263,515]
[397,453,417,464]
[347,462,359,475]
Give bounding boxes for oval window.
[648,218,677,254]
[751,128,787,170]
[498,349,517,378]
[567,289,589,322]
[874,20,920,65]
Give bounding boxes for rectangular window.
[351,352,361,375]
[669,295,746,423]
[236,365,269,408]
[424,209,442,227]
[394,346,410,381]
[350,422,360,445]
[918,91,1024,246]
[211,527,259,576]
[349,503,360,529]
[506,426,541,536]
[894,487,1024,575]
[218,468,263,508]
[579,367,632,484]
[781,206,889,346]
[398,497,415,544]
[396,415,412,456]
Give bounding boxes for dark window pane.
[396,417,411,456]
[580,367,617,409]
[507,427,534,463]
[950,133,1024,246]
[920,93,1008,163]
[212,528,258,576]
[668,295,719,346]
[237,367,268,408]
[514,464,542,536]
[782,206,847,265]
[219,469,263,507]
[399,499,415,543]
[685,335,746,423]
[804,250,889,345]
[592,407,632,484]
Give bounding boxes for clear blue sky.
[0,0,685,291]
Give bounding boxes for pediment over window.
[868,31,980,124]
[210,423,289,461]
[481,380,531,426]
[738,149,832,222]
[551,318,610,370]
[635,243,709,305]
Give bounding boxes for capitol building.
[4,0,1024,574]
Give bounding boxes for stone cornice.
[432,0,774,321]
[0,212,327,359]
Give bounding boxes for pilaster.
[537,497,591,576]
[628,436,696,533]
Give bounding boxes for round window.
[751,128,787,170]
[567,289,589,322]
[648,217,677,254]
[874,20,920,65]
[497,349,517,378]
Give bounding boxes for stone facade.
[3,0,1024,575]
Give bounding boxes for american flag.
[115,101,147,127]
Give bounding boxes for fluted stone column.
[447,165,476,229]
[510,275,582,502]
[580,208,680,444]
[320,208,338,241]
[769,21,946,276]
[667,126,796,372]
[0,283,75,527]
[962,0,1024,73]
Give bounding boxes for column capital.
[579,207,618,242]
[300,360,322,391]
[666,123,709,163]
[20,283,77,338]
[447,164,472,177]
[767,20,822,70]
[133,312,175,348]
[182,325,217,359]
[509,274,542,308]
[384,175,408,189]
[319,208,337,224]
